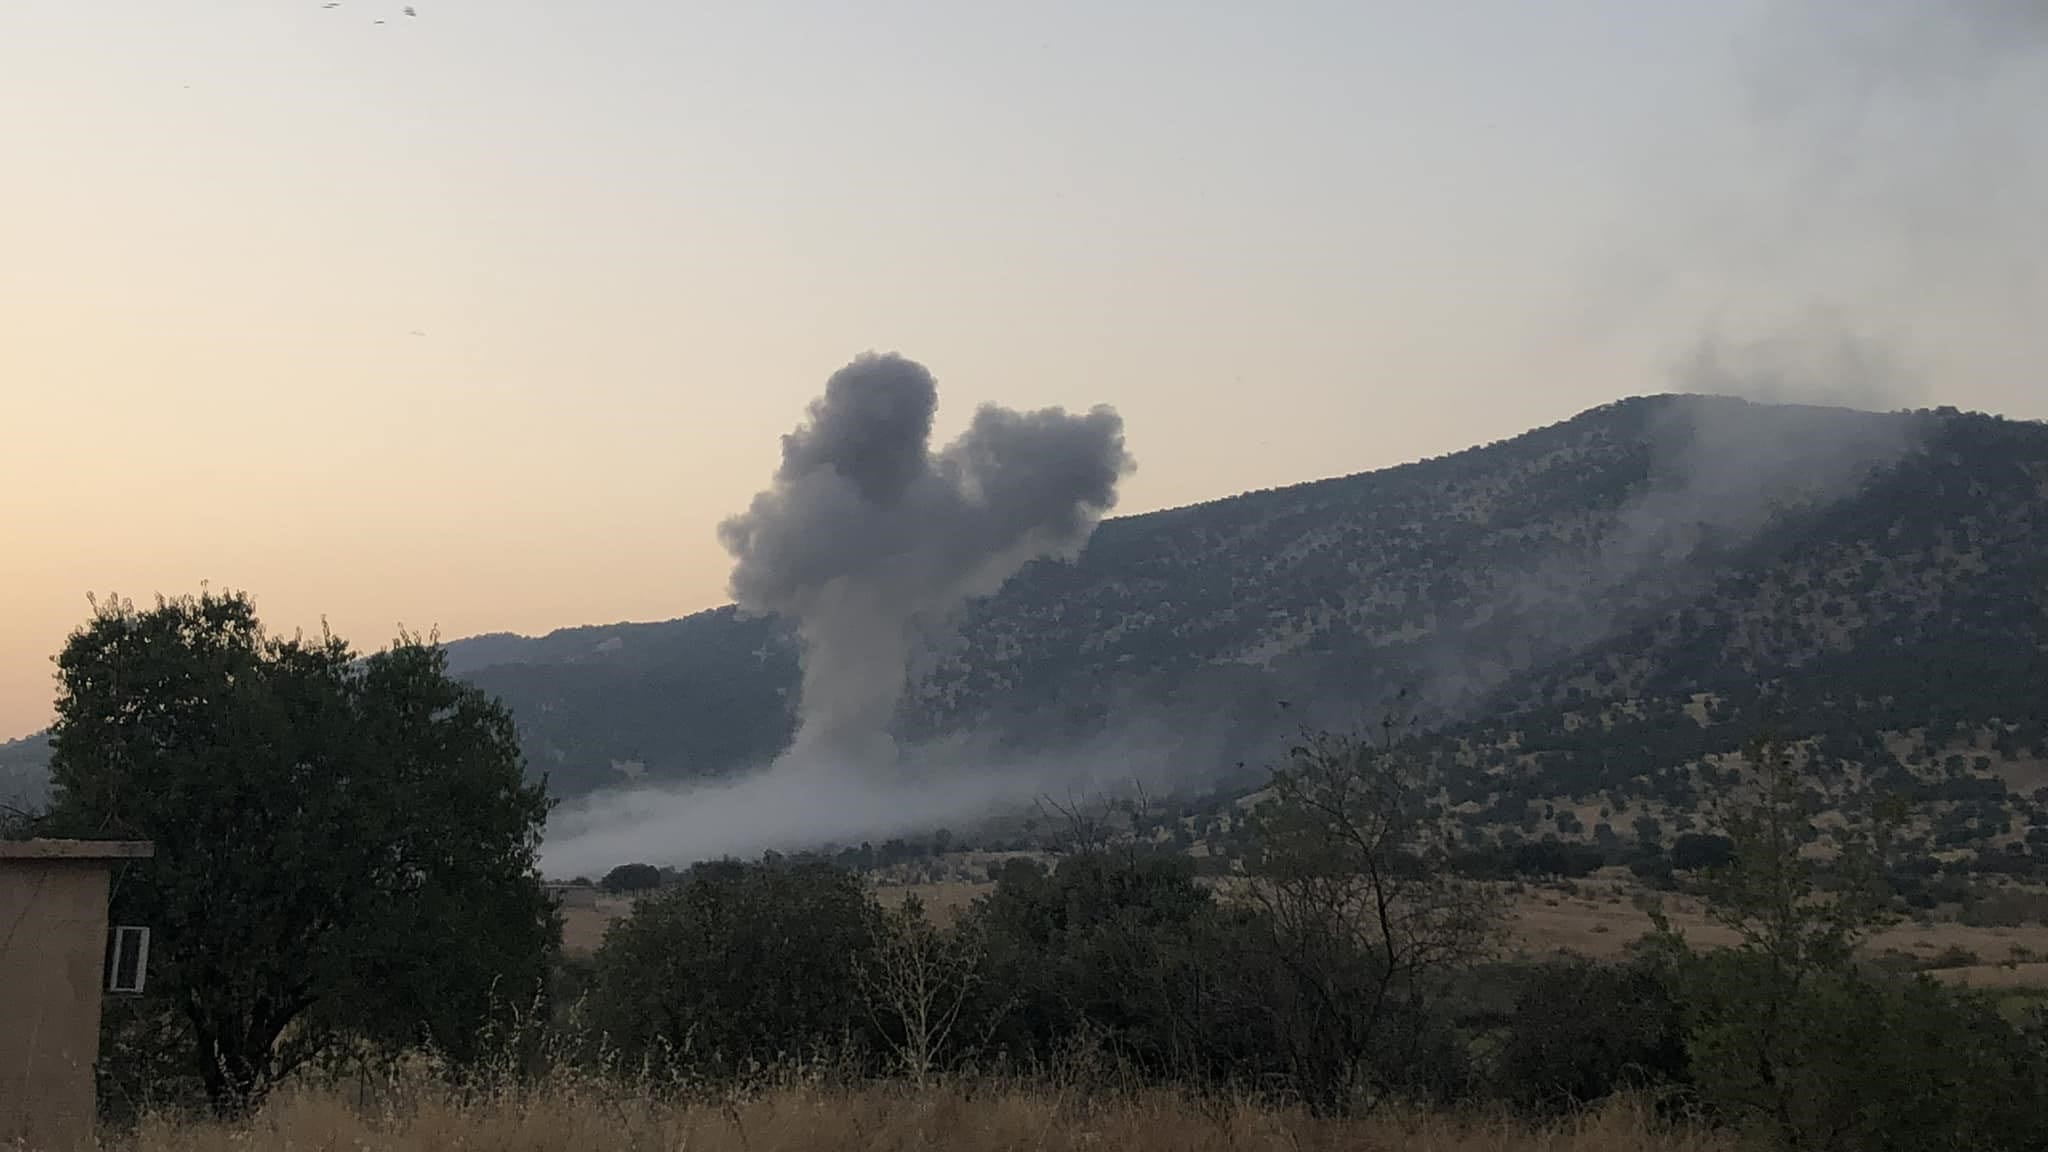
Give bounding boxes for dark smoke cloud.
[718,351,1133,769]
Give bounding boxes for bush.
[1679,953,2048,1150]
[1960,889,2048,927]
[1511,839,1605,878]
[1669,833,1735,872]
[1629,853,1677,889]
[1490,957,1689,1115]
[586,859,880,1077]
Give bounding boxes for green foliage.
[932,732,1501,1111]
[43,590,556,1115]
[967,850,1224,1077]
[1509,838,1606,878]
[600,862,663,894]
[1669,833,1733,872]
[1241,730,1503,1109]
[1644,735,2048,1150]
[1684,736,1897,971]
[585,859,879,1077]
[1487,955,1689,1115]
[1673,954,2048,1150]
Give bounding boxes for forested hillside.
[455,395,2047,807]
[8,395,2043,819]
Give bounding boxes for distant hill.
[0,733,51,810]
[442,395,2045,810]
[8,396,2045,844]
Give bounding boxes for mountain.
[0,733,51,811]
[446,394,2045,810]
[7,395,2045,839]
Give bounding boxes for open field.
[1933,963,2048,990]
[558,891,635,954]
[558,868,2048,988]
[1501,874,2048,969]
[102,1080,1730,1152]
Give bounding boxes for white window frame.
[106,925,151,995]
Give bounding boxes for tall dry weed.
[104,1075,1732,1152]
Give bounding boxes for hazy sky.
[3,0,2044,739]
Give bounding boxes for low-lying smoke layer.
[541,722,1193,878]
[717,351,1134,769]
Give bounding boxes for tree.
[857,895,989,1085]
[1243,729,1503,1110]
[1634,733,2033,1150]
[1490,954,1689,1115]
[43,590,556,1115]
[600,862,663,894]
[587,859,878,1076]
[1669,831,1736,872]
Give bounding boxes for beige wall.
[0,845,142,1151]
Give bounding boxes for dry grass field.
[102,1080,1731,1152]
[1932,962,2048,990]
[1502,872,2048,972]
[559,893,634,954]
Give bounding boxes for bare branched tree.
[1244,727,1504,1109]
[1037,784,1158,859]
[857,895,989,1086]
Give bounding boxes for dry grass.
[1507,877,2048,979]
[104,1079,1730,1152]
[559,895,634,955]
[1931,962,2048,989]
[873,880,988,923]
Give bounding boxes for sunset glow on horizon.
[4,0,2043,739]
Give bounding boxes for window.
[106,925,150,995]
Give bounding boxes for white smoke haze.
[1601,0,2048,391]
[541,352,1133,873]
[1416,315,1930,713]
[541,720,1192,879]
[1417,0,2048,710]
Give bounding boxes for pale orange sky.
[3,0,2044,739]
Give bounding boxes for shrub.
[586,859,880,1077]
[1490,957,1689,1115]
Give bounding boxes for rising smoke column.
[718,352,1133,769]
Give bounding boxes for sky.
[2,0,2044,741]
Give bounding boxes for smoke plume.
[538,355,1132,876]
[1417,316,1926,714]
[717,351,1133,770]
[1422,0,2048,710]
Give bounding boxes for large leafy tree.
[587,858,878,1076]
[44,589,557,1115]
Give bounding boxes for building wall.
[0,859,112,1151]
